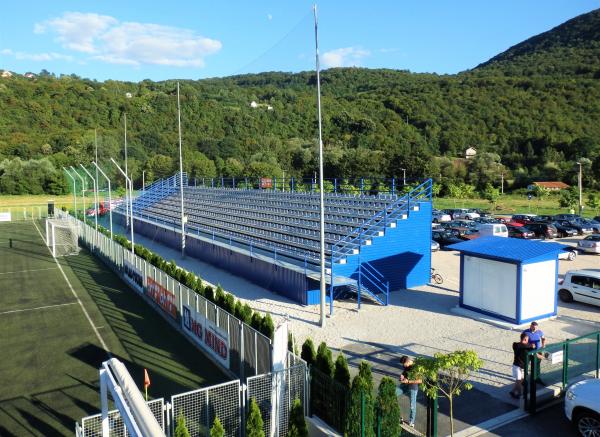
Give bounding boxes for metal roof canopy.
[448,236,568,263]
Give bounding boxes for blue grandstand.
[115,173,432,308]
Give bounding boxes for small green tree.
[250,312,263,331]
[240,303,253,324]
[431,182,442,198]
[301,338,316,366]
[174,414,190,437]
[345,361,375,437]
[334,353,351,389]
[287,398,308,437]
[215,285,226,307]
[210,416,225,437]
[260,313,275,340]
[412,350,483,436]
[375,377,401,437]
[559,187,579,211]
[246,398,265,437]
[316,342,334,377]
[204,286,215,302]
[587,193,599,212]
[482,183,500,210]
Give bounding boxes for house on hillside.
[1,70,13,78]
[527,181,570,192]
[465,147,477,159]
[250,101,258,108]
[24,72,36,79]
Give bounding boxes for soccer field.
[0,220,227,436]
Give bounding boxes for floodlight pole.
[70,166,86,217]
[94,161,113,240]
[314,4,326,327]
[177,82,186,258]
[111,158,135,254]
[142,170,146,192]
[123,113,130,227]
[80,164,99,234]
[577,161,583,215]
[400,168,406,186]
[63,167,77,218]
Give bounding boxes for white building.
[465,147,477,159]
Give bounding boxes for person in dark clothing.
[510,332,535,399]
[398,355,422,427]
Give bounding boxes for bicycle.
[430,268,443,285]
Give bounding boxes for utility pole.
[177,82,186,258]
[501,172,505,195]
[314,4,326,327]
[400,168,406,186]
[142,170,145,192]
[123,113,129,227]
[111,158,134,253]
[577,161,583,215]
[94,161,113,240]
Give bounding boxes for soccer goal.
[45,218,80,257]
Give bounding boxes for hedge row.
[72,211,275,340]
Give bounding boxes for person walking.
[510,333,535,399]
[522,321,546,382]
[398,355,422,428]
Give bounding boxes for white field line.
[0,267,58,276]
[0,301,76,316]
[32,220,110,352]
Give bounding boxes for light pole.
[176,82,186,258]
[94,161,113,240]
[314,4,326,327]
[123,113,130,227]
[142,170,146,192]
[400,168,406,186]
[577,161,583,215]
[70,166,86,216]
[63,167,77,217]
[80,164,99,233]
[111,157,134,253]
[501,172,505,195]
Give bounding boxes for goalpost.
[45,218,80,257]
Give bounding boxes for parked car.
[511,214,538,225]
[473,216,502,224]
[432,209,452,223]
[594,216,600,223]
[559,220,594,235]
[577,235,600,254]
[479,223,508,238]
[524,222,558,239]
[558,269,600,306]
[559,247,578,261]
[576,218,600,234]
[446,219,479,230]
[536,214,555,222]
[551,221,580,238]
[457,229,480,241]
[565,379,600,436]
[554,213,582,221]
[431,229,463,248]
[451,209,480,220]
[507,225,535,239]
[431,240,440,252]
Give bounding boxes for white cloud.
[34,12,222,68]
[379,47,400,54]
[1,48,73,62]
[322,46,370,68]
[267,14,273,21]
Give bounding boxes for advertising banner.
[0,212,11,222]
[182,303,230,368]
[124,259,143,293]
[147,277,177,320]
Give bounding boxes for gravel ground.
[105,218,600,404]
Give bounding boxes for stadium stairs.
[117,175,432,309]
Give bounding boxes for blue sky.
[1,0,599,82]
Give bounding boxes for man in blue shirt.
[522,321,546,382]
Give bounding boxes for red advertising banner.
[146,277,177,320]
[260,178,273,189]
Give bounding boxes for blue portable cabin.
[448,237,567,325]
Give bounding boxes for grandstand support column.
[314,4,327,327]
[63,167,77,218]
[111,158,135,254]
[94,161,113,240]
[70,166,86,217]
[80,165,99,237]
[177,82,186,258]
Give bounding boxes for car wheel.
[559,289,574,302]
[574,411,600,437]
[567,250,577,261]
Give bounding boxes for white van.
[478,223,508,238]
[559,270,600,307]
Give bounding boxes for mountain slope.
[475,8,600,77]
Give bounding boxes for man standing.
[522,321,546,382]
[510,333,535,399]
[398,355,422,428]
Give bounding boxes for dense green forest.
[1,8,600,195]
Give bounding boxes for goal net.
[46,218,80,257]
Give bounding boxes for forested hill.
[1,8,600,195]
[476,8,600,77]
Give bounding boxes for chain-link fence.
[171,380,241,437]
[246,364,308,437]
[67,212,272,380]
[525,330,600,412]
[78,398,164,437]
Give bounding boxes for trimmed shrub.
[334,353,351,389]
[287,398,308,437]
[204,286,215,302]
[260,313,275,340]
[174,414,190,437]
[251,312,262,332]
[210,416,225,437]
[241,303,253,324]
[246,398,265,437]
[316,342,334,377]
[375,377,401,437]
[301,338,316,366]
[234,299,244,320]
[215,285,226,307]
[346,361,375,437]
[223,293,235,314]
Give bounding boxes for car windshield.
[584,235,600,241]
